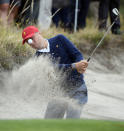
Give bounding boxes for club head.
[112,8,119,16]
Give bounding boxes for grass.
[0,4,124,69]
[0,26,34,69]
[0,119,124,131]
[0,23,124,70]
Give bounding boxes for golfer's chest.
[50,46,70,63]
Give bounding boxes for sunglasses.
[27,39,33,44]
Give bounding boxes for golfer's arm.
[58,34,83,62]
[55,34,84,70]
[57,63,72,70]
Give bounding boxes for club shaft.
[87,16,118,62]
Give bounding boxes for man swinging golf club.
[22,26,88,118]
[21,8,119,119]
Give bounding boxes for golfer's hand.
[75,60,88,74]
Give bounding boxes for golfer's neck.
[41,39,48,49]
[44,39,48,49]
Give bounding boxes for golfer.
[22,26,88,118]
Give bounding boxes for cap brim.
[22,33,35,45]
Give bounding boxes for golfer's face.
[26,33,43,50]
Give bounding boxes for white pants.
[44,84,88,119]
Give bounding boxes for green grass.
[0,119,124,131]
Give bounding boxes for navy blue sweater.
[36,34,85,87]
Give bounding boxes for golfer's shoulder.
[51,34,67,41]
[48,34,69,47]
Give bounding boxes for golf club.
[87,8,119,62]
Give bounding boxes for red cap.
[22,26,39,44]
